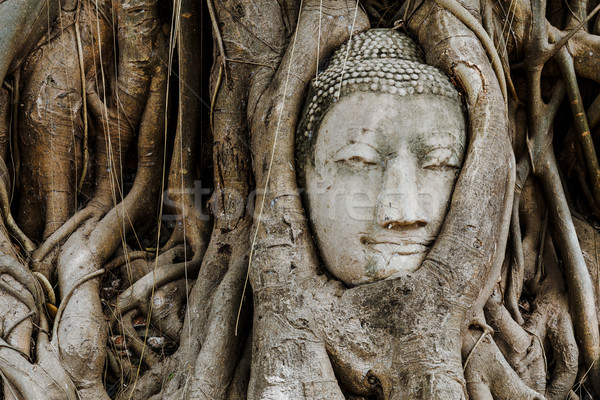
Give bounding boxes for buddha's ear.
[304,162,324,189]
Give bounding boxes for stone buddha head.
[297,29,466,287]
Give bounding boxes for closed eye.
[335,155,378,166]
[334,143,381,166]
[421,148,461,170]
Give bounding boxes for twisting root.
[0,175,34,253]
[206,0,227,81]
[3,310,35,340]
[75,4,89,192]
[118,311,160,368]
[110,258,201,324]
[104,251,149,272]
[52,268,105,342]
[555,48,600,207]
[463,329,491,372]
[33,271,56,305]
[32,207,96,262]
[0,280,38,324]
[431,0,508,105]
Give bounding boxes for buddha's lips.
[360,235,431,255]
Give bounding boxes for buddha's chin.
[333,252,427,287]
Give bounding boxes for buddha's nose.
[376,157,428,229]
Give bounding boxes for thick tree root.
[462,328,546,400]
[52,27,165,398]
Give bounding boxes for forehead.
[315,92,466,152]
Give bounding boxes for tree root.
[3,0,600,398]
[0,170,33,253]
[52,27,165,398]
[32,271,55,304]
[52,267,106,341]
[110,258,201,325]
[0,337,76,400]
[32,206,96,264]
[164,0,210,261]
[118,310,160,368]
[0,313,77,400]
[463,328,546,400]
[0,253,44,319]
[149,279,190,340]
[104,250,150,273]
[2,310,34,341]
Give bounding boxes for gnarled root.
[150,279,191,341]
[462,328,546,400]
[52,28,165,398]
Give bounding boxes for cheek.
[328,166,382,220]
[307,166,376,243]
[418,171,458,221]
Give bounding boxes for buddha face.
[305,92,466,286]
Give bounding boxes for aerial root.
[0,258,44,319]
[0,171,34,253]
[33,271,56,304]
[117,310,160,368]
[2,310,35,340]
[0,336,77,400]
[463,329,546,399]
[32,206,97,263]
[104,251,150,273]
[52,268,106,342]
[110,252,200,324]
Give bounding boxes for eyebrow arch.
[418,131,465,152]
[336,141,381,155]
[348,127,376,136]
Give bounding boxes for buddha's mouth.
[360,235,431,255]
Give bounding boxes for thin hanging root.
[75,9,89,192]
[32,207,96,262]
[431,0,508,106]
[210,64,223,134]
[555,48,600,209]
[11,69,20,193]
[463,329,491,372]
[206,0,227,81]
[103,251,149,272]
[119,311,160,368]
[0,280,37,324]
[52,268,105,342]
[506,195,525,325]
[532,211,548,287]
[0,177,34,253]
[33,271,56,305]
[3,310,34,340]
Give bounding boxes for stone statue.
[297,29,467,286]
